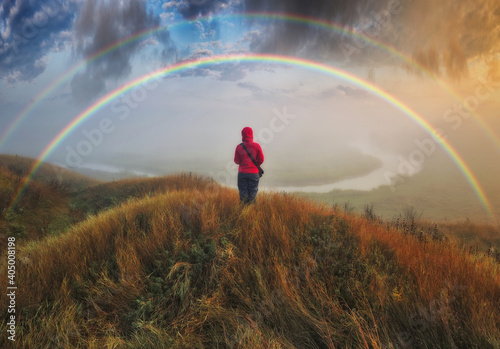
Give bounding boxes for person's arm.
[234,145,241,165]
[256,144,264,166]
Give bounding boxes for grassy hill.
[0,165,75,241]
[71,173,214,218]
[0,154,100,190]
[0,155,209,242]
[0,154,103,241]
[1,174,498,348]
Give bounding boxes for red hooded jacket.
[234,127,264,174]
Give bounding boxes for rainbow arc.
[2,12,499,152]
[7,53,494,218]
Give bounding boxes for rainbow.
[2,12,499,152]
[252,13,500,151]
[8,53,494,218]
[0,25,163,150]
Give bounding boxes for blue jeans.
[238,172,260,204]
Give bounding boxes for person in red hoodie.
[234,127,264,204]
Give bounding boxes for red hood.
[242,127,253,142]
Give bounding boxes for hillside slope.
[71,173,215,218]
[0,154,100,190]
[0,166,73,241]
[0,154,102,241]
[0,155,213,242]
[1,175,498,348]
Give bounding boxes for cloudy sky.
[1,0,499,217]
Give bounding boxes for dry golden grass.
[0,154,102,244]
[72,172,217,217]
[0,174,498,348]
[0,166,73,243]
[0,154,101,190]
[422,220,500,251]
[0,154,100,189]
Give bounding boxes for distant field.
[301,150,500,224]
[261,147,382,187]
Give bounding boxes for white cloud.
[162,1,187,11]
[160,11,176,22]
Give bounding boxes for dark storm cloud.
[0,0,78,83]
[166,0,416,69]
[243,0,368,23]
[171,0,500,80]
[239,0,388,58]
[71,0,176,102]
[398,0,500,80]
[170,0,380,55]
[167,0,391,64]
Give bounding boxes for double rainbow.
[8,53,494,218]
[2,12,499,151]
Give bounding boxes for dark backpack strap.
[240,143,260,168]
[240,143,263,177]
